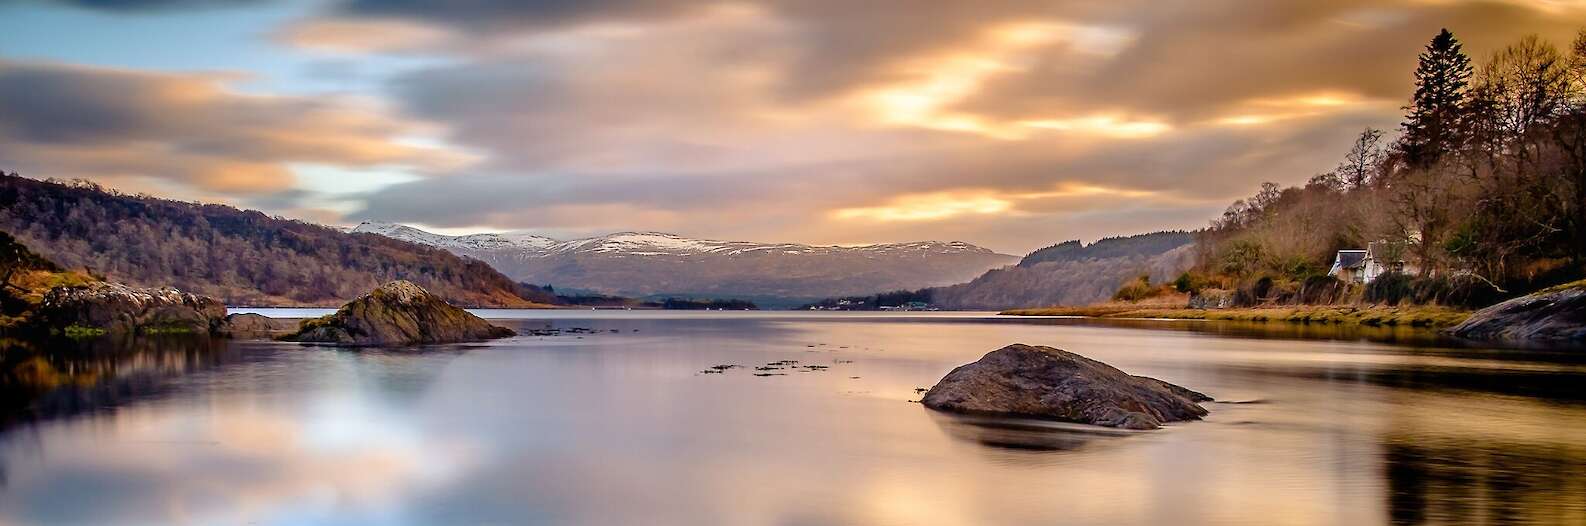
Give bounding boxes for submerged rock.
[921,344,1211,430]
[285,281,515,346]
[218,313,295,339]
[1449,282,1586,343]
[35,282,226,335]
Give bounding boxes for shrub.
[1113,275,1154,302]
[1364,272,1415,305]
[1297,275,1349,304]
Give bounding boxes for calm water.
[2,312,1585,525]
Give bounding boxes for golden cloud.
[831,183,1171,223]
[276,18,458,54]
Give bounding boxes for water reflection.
[928,411,1135,452]
[0,312,1582,525]
[0,334,234,431]
[1386,437,1586,525]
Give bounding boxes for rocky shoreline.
[283,280,516,346]
[1449,280,1586,343]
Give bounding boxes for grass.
[1002,304,1473,328]
[62,324,108,338]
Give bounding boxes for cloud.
[27,0,263,11]
[16,0,1586,252]
[334,0,1586,251]
[0,60,471,195]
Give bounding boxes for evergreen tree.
[1400,29,1473,167]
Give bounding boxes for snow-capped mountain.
[352,222,1018,303]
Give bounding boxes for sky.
[2,1,1584,254]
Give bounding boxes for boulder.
[285,280,515,346]
[921,344,1211,430]
[218,313,296,339]
[1449,281,1586,343]
[35,282,226,335]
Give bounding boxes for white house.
[1328,241,1415,283]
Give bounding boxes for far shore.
[1000,304,1472,328]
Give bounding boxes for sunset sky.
[3,0,1583,253]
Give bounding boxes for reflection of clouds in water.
[0,394,478,524]
[4,315,1586,524]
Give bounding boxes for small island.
[922,344,1212,430]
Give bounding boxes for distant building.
[1329,241,1415,283]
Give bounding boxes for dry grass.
[1002,304,1472,328]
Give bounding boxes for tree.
[1337,128,1385,189]
[1556,31,1586,263]
[1401,29,1473,167]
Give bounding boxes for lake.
[2,311,1584,525]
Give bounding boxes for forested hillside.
[1181,29,1586,308]
[1019,232,1194,268]
[0,174,549,307]
[933,233,1195,310]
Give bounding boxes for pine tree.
[1401,29,1473,167]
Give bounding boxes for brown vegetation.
[1003,305,1471,328]
[1181,28,1586,309]
[0,174,553,307]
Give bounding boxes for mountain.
[931,231,1196,310]
[353,222,1018,303]
[0,174,552,307]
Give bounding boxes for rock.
[284,280,515,346]
[921,344,1211,430]
[218,313,295,339]
[1449,281,1586,343]
[35,282,226,335]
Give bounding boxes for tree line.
[1188,28,1586,307]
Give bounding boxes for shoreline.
[1000,305,1472,328]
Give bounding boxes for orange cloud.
[831,183,1175,223]
[276,18,457,54]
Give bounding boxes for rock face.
[1450,282,1586,343]
[285,280,515,346]
[35,282,226,335]
[921,344,1211,430]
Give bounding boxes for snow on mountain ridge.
[352,222,998,257]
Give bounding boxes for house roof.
[1333,250,1367,269]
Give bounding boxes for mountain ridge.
[353,222,1018,302]
[353,222,1002,258]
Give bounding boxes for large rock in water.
[36,282,226,335]
[285,280,515,346]
[218,313,296,339]
[921,344,1211,430]
[1449,281,1586,343]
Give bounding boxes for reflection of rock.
[922,344,1211,430]
[285,281,515,346]
[928,411,1130,451]
[218,313,295,339]
[1450,282,1586,343]
[0,334,232,430]
[35,282,226,335]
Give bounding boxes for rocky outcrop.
[35,282,226,335]
[1449,281,1586,343]
[218,313,296,339]
[921,344,1211,430]
[285,280,515,346]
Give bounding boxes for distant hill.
[354,222,1018,302]
[1018,231,1195,267]
[0,174,550,307]
[931,231,1196,309]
